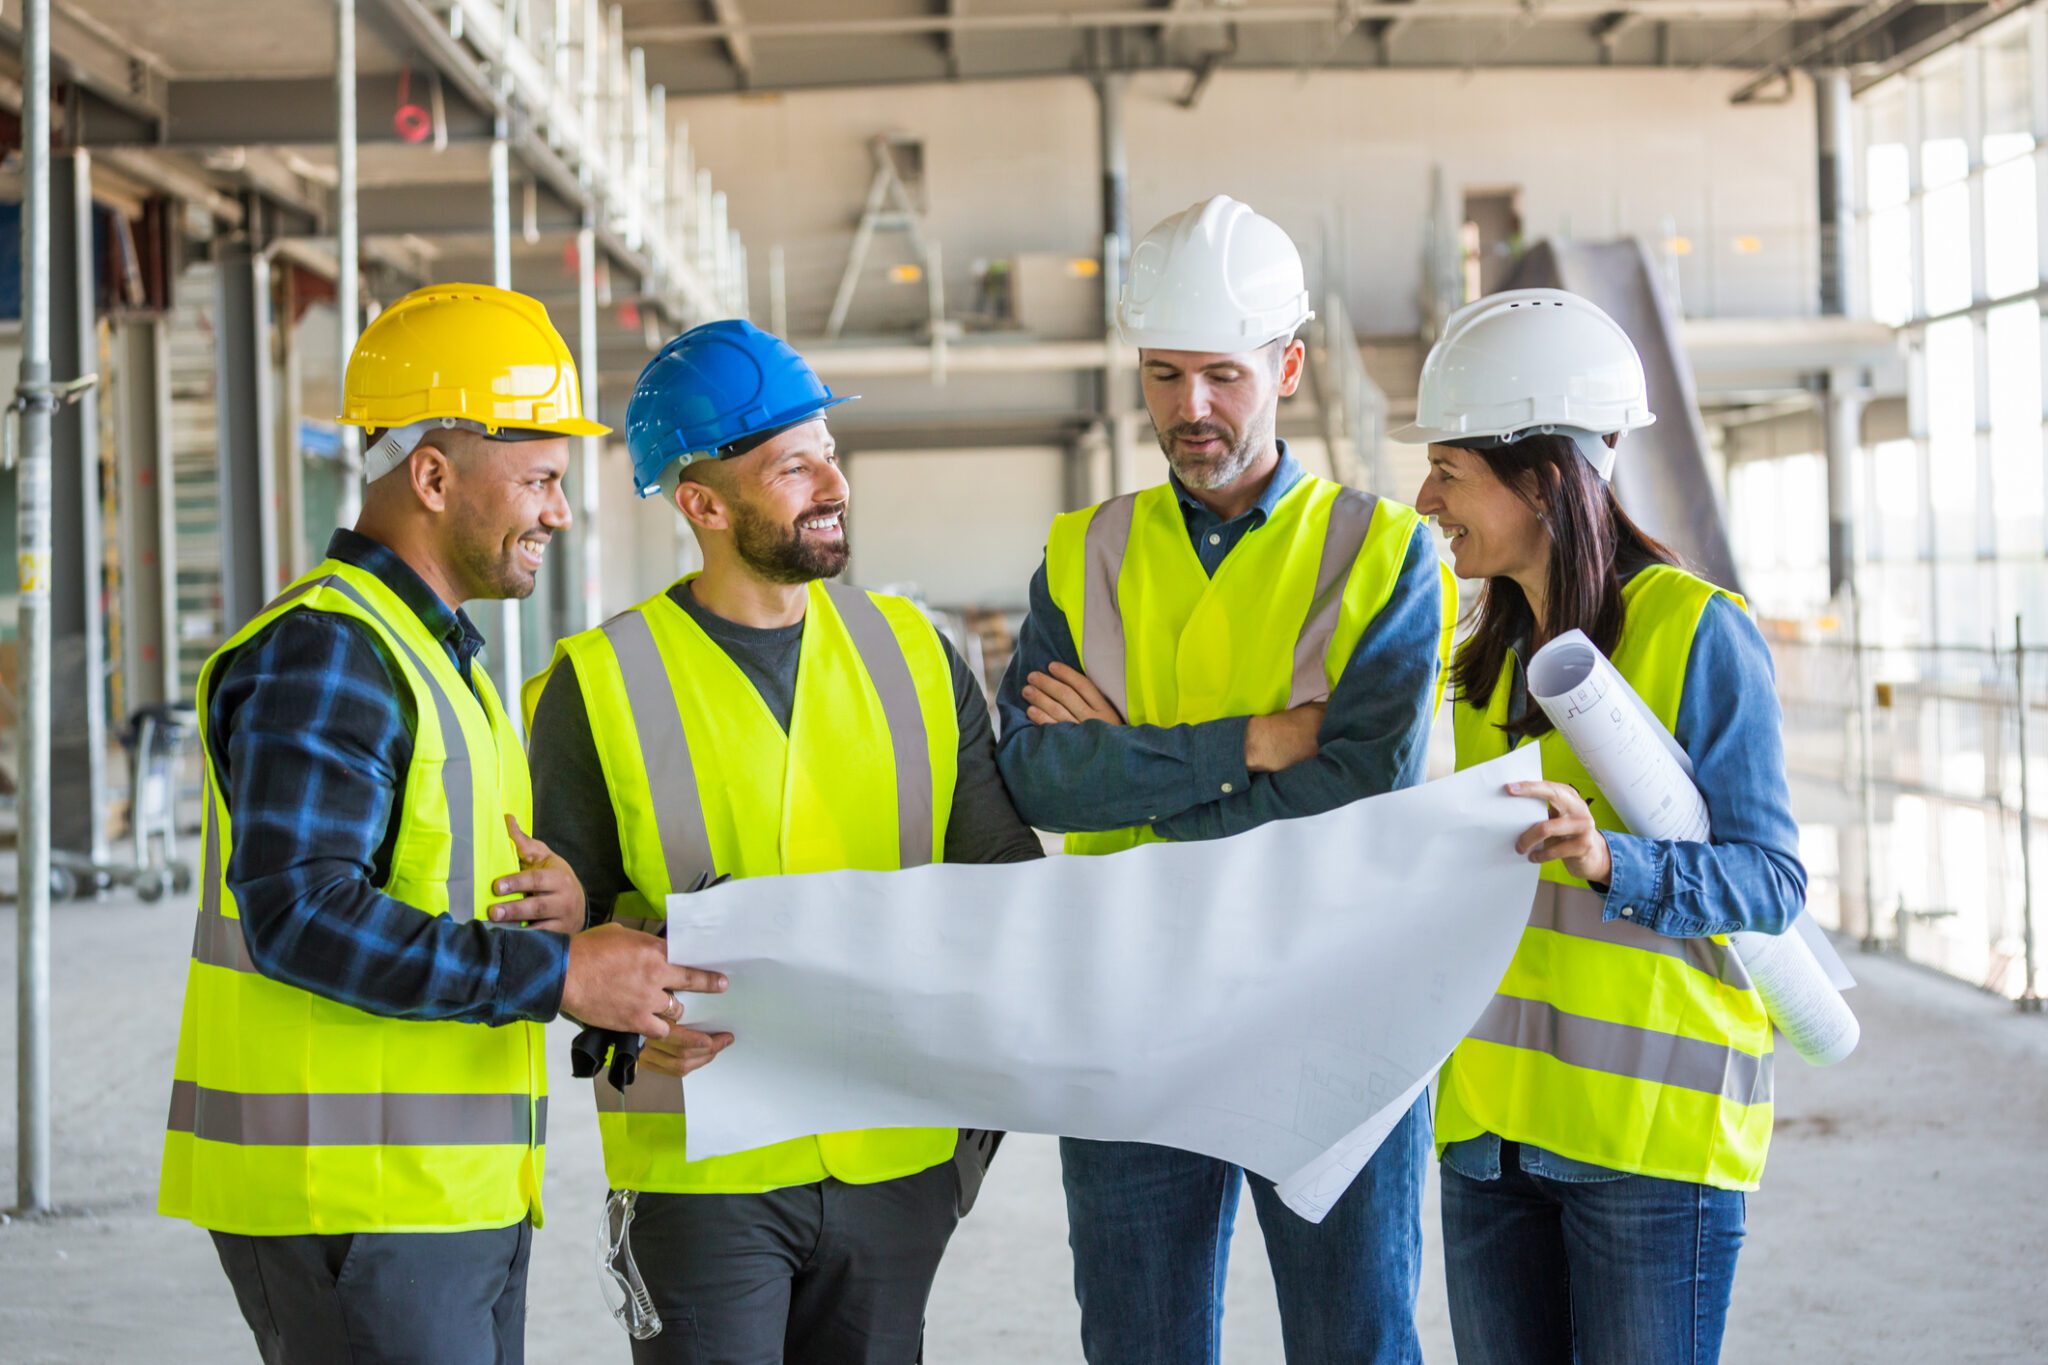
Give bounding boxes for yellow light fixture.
[889,263,924,284]
[1666,236,1694,257]
[1733,235,1763,254]
[1067,258,1101,278]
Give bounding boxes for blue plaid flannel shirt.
[207,528,568,1024]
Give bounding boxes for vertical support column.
[335,0,362,528]
[1817,69,1864,599]
[1095,74,1135,502]
[15,0,55,1215]
[50,151,107,862]
[115,319,177,709]
[577,222,602,631]
[1817,69,1857,316]
[275,265,307,579]
[215,227,279,633]
[1094,73,1130,300]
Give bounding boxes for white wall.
[846,447,1065,611]
[673,68,1819,337]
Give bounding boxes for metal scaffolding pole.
[577,222,602,631]
[49,152,106,863]
[336,0,363,529]
[490,117,527,718]
[14,0,54,1216]
[216,233,280,631]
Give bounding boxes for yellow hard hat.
[339,283,610,438]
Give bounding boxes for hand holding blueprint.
[1525,629,1859,1066]
[667,750,1542,1221]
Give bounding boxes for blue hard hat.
[625,319,856,498]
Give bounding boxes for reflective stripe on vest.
[1079,484,1378,720]
[1467,996,1774,1108]
[538,578,958,1188]
[1531,883,1752,993]
[168,1080,546,1147]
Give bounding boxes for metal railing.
[1770,603,2045,1009]
[443,0,750,320]
[1309,290,1392,495]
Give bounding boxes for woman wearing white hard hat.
[1396,289,1805,1364]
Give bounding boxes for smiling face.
[438,432,574,601]
[1414,442,1551,584]
[1139,339,1303,491]
[687,418,850,584]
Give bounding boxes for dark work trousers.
[622,1162,960,1365]
[209,1220,533,1365]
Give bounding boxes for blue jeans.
[1060,1095,1429,1365]
[1440,1143,1746,1365]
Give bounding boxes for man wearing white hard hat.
[995,196,1455,1364]
[1398,288,1804,1365]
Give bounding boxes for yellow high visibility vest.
[1044,474,1453,856]
[1439,564,1776,1191]
[525,577,961,1194]
[160,559,546,1236]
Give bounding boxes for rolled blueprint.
[1524,630,1860,1067]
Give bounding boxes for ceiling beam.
[707,0,756,88]
[939,0,963,79]
[66,75,495,149]
[628,1,1854,45]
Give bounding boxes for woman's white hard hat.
[1391,287,1655,480]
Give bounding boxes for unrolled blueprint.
[665,749,1542,1222]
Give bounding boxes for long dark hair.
[1453,434,1679,739]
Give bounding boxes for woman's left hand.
[1507,781,1612,886]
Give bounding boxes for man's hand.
[638,1027,735,1079]
[1244,702,1326,773]
[489,814,586,934]
[1023,662,1124,726]
[561,922,728,1037]
[1508,780,1613,885]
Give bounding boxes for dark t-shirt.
[529,580,1043,918]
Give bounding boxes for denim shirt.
[1444,592,1808,1183]
[994,442,1444,841]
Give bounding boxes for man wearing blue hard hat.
[524,318,1041,1363]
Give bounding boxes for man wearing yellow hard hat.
[159,284,731,1365]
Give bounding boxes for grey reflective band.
[602,609,717,893]
[1080,493,1139,720]
[823,580,936,870]
[167,1080,546,1147]
[1468,994,1774,1107]
[594,1071,687,1115]
[1288,488,1378,708]
[191,572,493,972]
[1528,882,1752,991]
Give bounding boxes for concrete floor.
[3,887,2046,1363]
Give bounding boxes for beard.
[452,516,545,601]
[732,496,850,584]
[1157,412,1271,491]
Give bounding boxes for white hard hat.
[1117,195,1314,354]
[1391,288,1654,480]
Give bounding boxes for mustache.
[794,501,847,525]
[1166,422,1234,447]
